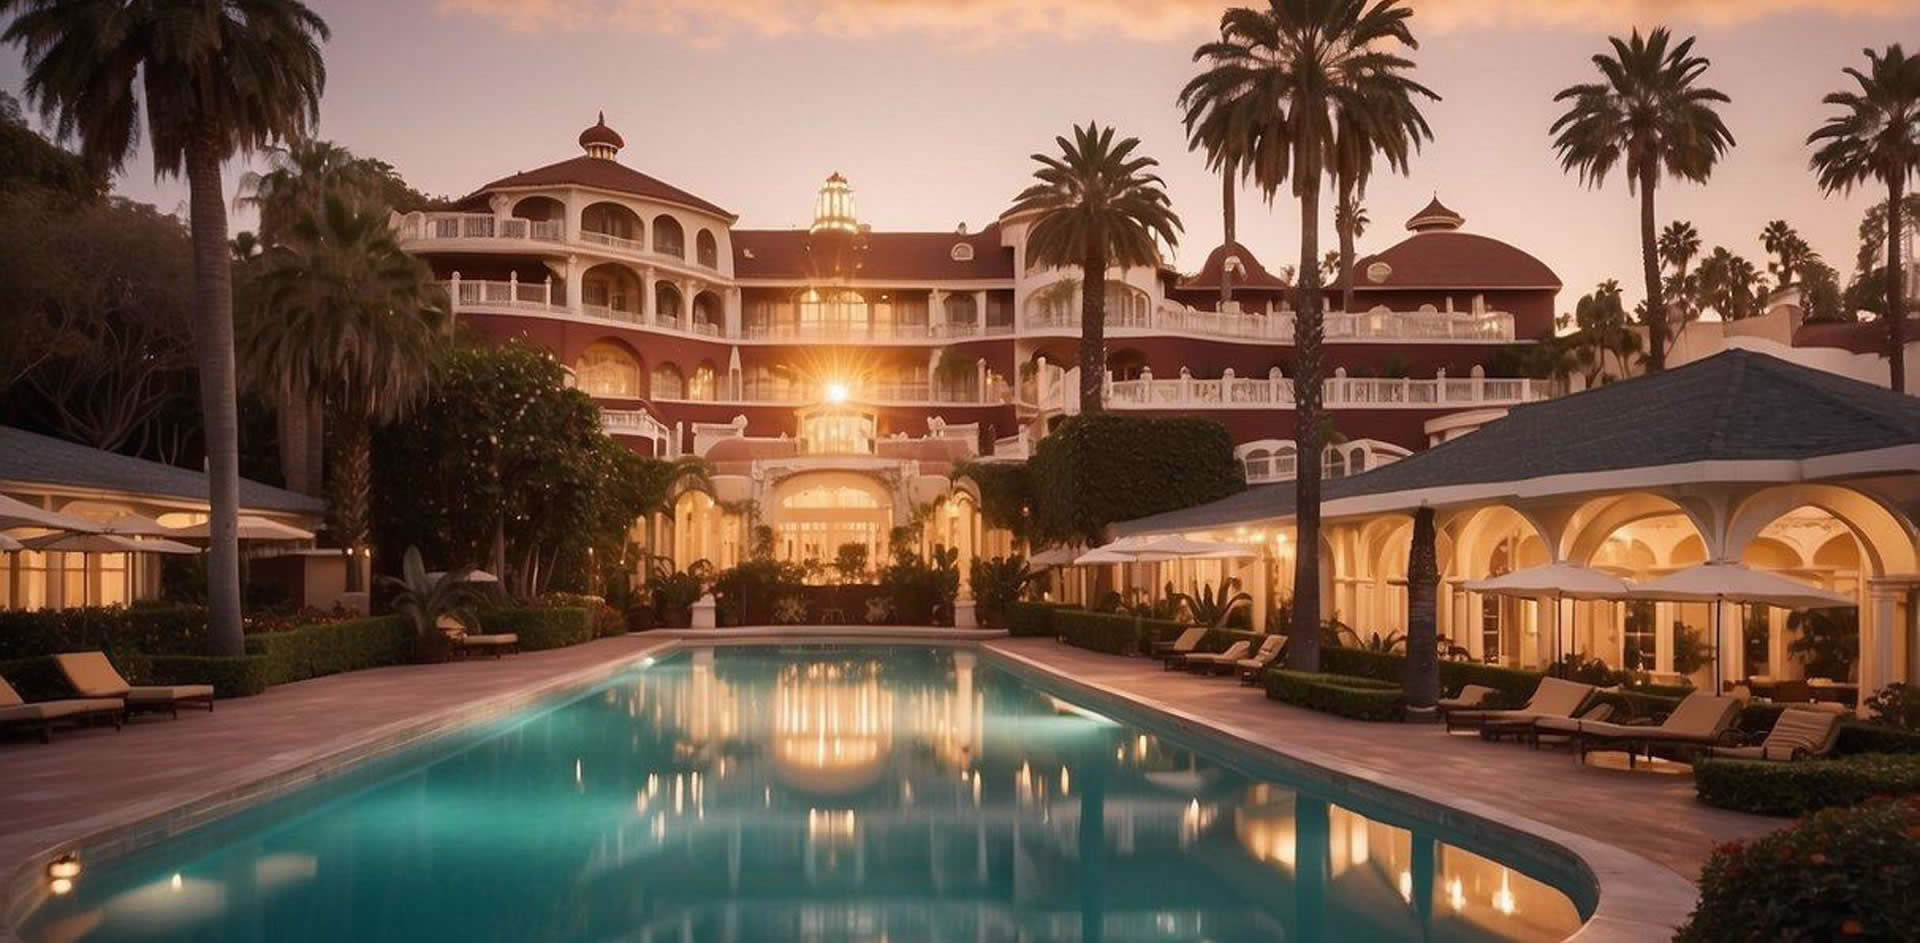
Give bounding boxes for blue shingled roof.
[0,426,323,514]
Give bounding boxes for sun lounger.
[1444,677,1595,733]
[449,629,519,658]
[1538,692,1744,767]
[1235,635,1289,684]
[1179,640,1252,674]
[0,676,122,744]
[54,651,213,719]
[1155,628,1208,668]
[1505,702,1615,748]
[1436,684,1498,717]
[1703,706,1845,762]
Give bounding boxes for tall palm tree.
[1759,219,1815,290]
[1809,44,1920,393]
[1180,0,1435,671]
[1009,123,1182,414]
[3,0,328,656]
[1552,28,1734,374]
[1656,219,1703,343]
[1403,506,1438,709]
[238,137,363,246]
[1332,89,1431,314]
[250,195,447,590]
[1333,197,1372,313]
[1697,246,1763,320]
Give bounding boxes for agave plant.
[379,546,480,660]
[1329,621,1407,654]
[1170,579,1253,629]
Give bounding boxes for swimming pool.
[22,645,1588,942]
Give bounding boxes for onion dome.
[811,172,859,235]
[578,112,624,159]
[1406,196,1465,233]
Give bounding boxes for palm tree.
[1656,219,1703,343]
[3,0,328,656]
[1808,44,1920,393]
[1332,91,1432,314]
[238,137,364,246]
[1008,123,1182,414]
[1334,198,1373,313]
[1759,219,1816,289]
[1551,28,1734,374]
[250,194,447,590]
[1180,0,1435,671]
[1403,506,1438,709]
[1697,246,1764,320]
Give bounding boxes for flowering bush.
[1675,797,1920,942]
[773,595,809,625]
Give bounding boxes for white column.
[1864,582,1904,698]
[725,286,742,338]
[564,256,584,313]
[929,289,947,335]
[1655,601,1675,674]
[974,290,989,332]
[1718,600,1742,693]
[642,267,656,322]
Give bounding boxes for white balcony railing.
[1026,302,1514,344]
[1027,363,1552,413]
[396,211,565,244]
[739,320,1015,342]
[600,408,674,455]
[446,277,569,315]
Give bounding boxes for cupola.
[811,172,859,235]
[578,112,624,160]
[1406,196,1465,233]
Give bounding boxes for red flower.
[1841,919,1865,936]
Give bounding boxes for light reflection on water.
[25,646,1585,942]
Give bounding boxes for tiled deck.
[988,638,1778,881]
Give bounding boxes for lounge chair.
[1155,628,1208,669]
[1235,635,1290,684]
[1179,640,1252,674]
[54,651,214,719]
[1515,702,1616,748]
[1703,707,1845,762]
[1443,677,1595,734]
[1540,692,1744,767]
[439,616,518,659]
[1436,684,1498,718]
[0,676,122,744]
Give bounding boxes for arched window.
[511,196,563,221]
[944,293,978,328]
[581,263,642,317]
[782,486,881,509]
[575,342,641,398]
[691,291,723,334]
[1104,281,1148,325]
[797,289,869,332]
[652,215,685,258]
[744,365,796,402]
[696,230,718,268]
[1349,447,1368,473]
[651,363,685,400]
[581,201,642,245]
[689,363,717,401]
[1243,448,1272,482]
[654,281,684,323]
[1324,447,1347,479]
[1274,444,1298,479]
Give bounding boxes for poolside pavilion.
[1100,350,1920,706]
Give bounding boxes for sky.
[4,0,1917,313]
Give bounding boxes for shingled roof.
[1338,231,1562,291]
[0,427,323,515]
[732,224,1014,281]
[1179,241,1292,291]
[460,156,734,220]
[1115,350,1920,536]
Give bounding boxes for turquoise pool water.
[23,646,1588,942]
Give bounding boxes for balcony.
[1024,302,1515,344]
[446,277,569,316]
[739,320,1015,342]
[395,211,565,245]
[1024,362,1553,413]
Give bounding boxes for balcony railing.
[396,211,565,244]
[1025,303,1514,343]
[1102,371,1552,410]
[446,278,569,315]
[739,319,1014,341]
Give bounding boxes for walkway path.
[987,637,1778,881]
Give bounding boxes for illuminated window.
[783,487,882,509]
[652,363,685,400]
[652,215,684,257]
[689,364,717,401]
[801,408,874,454]
[574,342,642,398]
[798,289,869,331]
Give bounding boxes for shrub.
[1264,670,1406,721]
[880,546,960,626]
[1865,682,1920,731]
[1675,797,1919,942]
[1005,601,1076,638]
[0,605,210,659]
[1694,753,1920,816]
[1836,722,1920,756]
[1055,610,1183,655]
[246,615,415,685]
[1028,415,1243,546]
[146,655,273,698]
[0,651,153,700]
[969,555,1037,628]
[543,593,625,638]
[1321,647,1541,709]
[473,607,593,651]
[712,558,804,627]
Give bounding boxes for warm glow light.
[1399,870,1413,902]
[47,856,80,881]
[171,873,183,891]
[48,879,72,896]
[1448,878,1466,911]
[825,382,850,404]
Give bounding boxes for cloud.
[435,0,1914,43]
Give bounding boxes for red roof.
[1794,317,1920,355]
[1338,231,1561,291]
[733,224,1014,281]
[1405,197,1465,232]
[461,156,733,219]
[1179,241,1291,291]
[578,113,624,150]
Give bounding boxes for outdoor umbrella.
[1027,545,1084,568]
[1630,562,1855,690]
[1464,563,1636,668]
[100,513,180,537]
[1074,534,1256,564]
[0,494,101,533]
[167,516,315,541]
[428,570,500,585]
[0,534,19,551]
[23,532,202,606]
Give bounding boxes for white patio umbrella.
[1075,534,1256,564]
[100,513,179,537]
[0,534,20,551]
[1464,563,1637,667]
[1027,545,1085,568]
[167,516,315,541]
[24,532,203,555]
[0,493,101,532]
[428,569,499,585]
[1631,562,1856,689]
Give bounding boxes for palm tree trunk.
[1079,247,1108,414]
[277,380,311,493]
[1886,175,1908,393]
[1639,167,1666,373]
[1337,181,1357,315]
[330,414,372,592]
[1289,175,1325,673]
[186,137,245,656]
[1404,506,1438,709]
[1220,172,1236,308]
[305,396,325,499]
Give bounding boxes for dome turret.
[578,112,624,159]
[811,172,859,235]
[1406,196,1465,233]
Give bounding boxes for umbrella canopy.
[1631,562,1854,610]
[23,532,202,555]
[1463,563,1635,600]
[100,513,179,537]
[1027,545,1084,568]
[0,534,19,551]
[0,494,102,533]
[168,516,315,541]
[428,569,500,585]
[1075,534,1256,565]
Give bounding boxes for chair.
[1235,635,1290,684]
[1704,707,1845,762]
[1539,692,1744,768]
[1181,640,1253,674]
[440,616,518,659]
[1435,684,1498,718]
[1443,678,1596,734]
[0,676,123,744]
[54,652,214,719]
[1155,628,1208,669]
[1519,702,1616,749]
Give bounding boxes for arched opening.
[654,281,684,325]
[651,363,685,400]
[581,263,643,319]
[1108,348,1149,381]
[574,340,643,398]
[652,215,685,258]
[798,405,875,455]
[743,364,798,402]
[768,471,894,567]
[798,289,869,333]
[1323,448,1348,479]
[1104,280,1149,326]
[943,293,978,329]
[695,229,718,268]
[581,201,643,248]
[511,196,563,222]
[688,361,718,402]
[691,291,724,335]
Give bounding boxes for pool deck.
[1,631,1782,942]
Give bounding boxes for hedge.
[475,607,593,651]
[0,605,210,660]
[1265,670,1407,722]
[1005,602,1078,638]
[1695,753,1920,816]
[1320,647,1542,709]
[245,615,415,685]
[1054,610,1185,655]
[147,655,273,698]
[1028,415,1244,547]
[1676,797,1920,942]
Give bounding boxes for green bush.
[1265,670,1406,722]
[1055,610,1183,655]
[1005,601,1076,638]
[1320,647,1541,709]
[1694,753,1920,816]
[146,655,273,698]
[1028,415,1244,547]
[475,607,593,651]
[542,593,625,638]
[246,615,415,685]
[1836,721,1920,755]
[1676,797,1919,942]
[0,605,209,659]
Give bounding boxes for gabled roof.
[0,427,324,515]
[1179,241,1291,291]
[459,156,734,220]
[1337,231,1561,291]
[732,224,1014,281]
[1114,350,1920,536]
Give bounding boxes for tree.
[250,194,448,590]
[1808,44,1920,392]
[1008,123,1182,414]
[1330,83,1433,314]
[0,89,103,202]
[1402,505,1437,709]
[1562,279,1644,385]
[1656,219,1703,349]
[1760,219,1816,290]
[1552,28,1734,374]
[3,0,330,657]
[1800,259,1849,323]
[1180,0,1435,671]
[1333,199,1372,314]
[1696,246,1765,320]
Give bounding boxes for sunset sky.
[5,0,1918,312]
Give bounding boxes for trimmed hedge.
[0,605,209,659]
[246,615,415,685]
[475,606,593,651]
[1029,415,1244,546]
[1005,601,1078,638]
[1676,797,1920,942]
[147,655,273,698]
[1320,647,1541,709]
[1265,670,1407,722]
[1695,753,1920,816]
[1055,610,1185,655]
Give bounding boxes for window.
[944,293,978,327]
[1624,600,1657,671]
[575,342,642,397]
[801,408,874,454]
[1274,445,1297,479]
[783,486,881,509]
[950,243,975,262]
[1349,448,1368,473]
[1324,448,1347,479]
[651,364,685,400]
[689,364,717,401]
[696,230,718,268]
[652,215,685,257]
[797,289,869,332]
[1244,449,1272,482]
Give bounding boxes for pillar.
[1655,601,1675,675]
[642,267,656,322]
[1718,600,1743,692]
[974,290,989,332]
[564,255,584,313]
[929,289,947,335]
[724,286,742,338]
[1864,582,1905,698]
